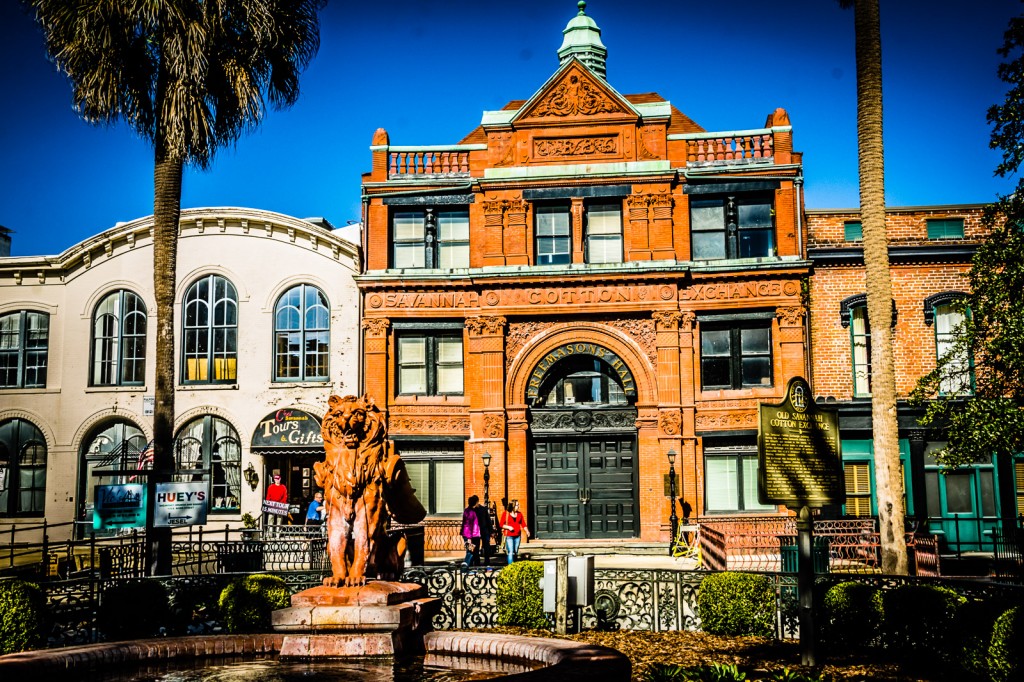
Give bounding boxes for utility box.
[541,555,595,611]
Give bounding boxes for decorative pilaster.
[627,194,651,260]
[650,193,674,259]
[571,197,585,264]
[775,305,807,383]
[466,315,508,500]
[361,317,391,401]
[483,200,506,264]
[506,199,529,265]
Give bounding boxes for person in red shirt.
[499,499,528,564]
[264,473,288,527]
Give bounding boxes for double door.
[532,436,637,539]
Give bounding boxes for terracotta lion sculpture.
[314,394,426,586]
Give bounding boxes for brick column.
[678,312,699,515]
[483,200,506,266]
[466,315,508,507]
[650,193,675,260]
[653,311,683,542]
[626,194,651,260]
[776,305,807,382]
[571,197,585,264]
[362,317,390,402]
[506,405,529,520]
[506,199,529,265]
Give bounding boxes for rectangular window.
[391,208,470,269]
[397,332,464,396]
[700,323,772,390]
[705,449,774,513]
[844,462,872,516]
[0,311,48,389]
[535,204,572,265]
[690,194,774,260]
[934,304,973,395]
[926,218,965,239]
[585,202,623,264]
[851,306,871,397]
[398,445,464,515]
[844,221,863,241]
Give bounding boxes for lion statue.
[314,394,425,587]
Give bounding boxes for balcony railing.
[676,128,775,167]
[387,145,476,178]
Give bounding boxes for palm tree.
[841,0,908,574]
[28,0,324,574]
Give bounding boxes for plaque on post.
[758,376,845,507]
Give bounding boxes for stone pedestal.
[273,581,441,659]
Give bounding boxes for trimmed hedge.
[952,598,1007,681]
[697,572,774,637]
[98,579,170,640]
[0,579,49,654]
[218,574,291,633]
[881,584,965,664]
[495,560,548,628]
[988,605,1024,682]
[820,581,882,651]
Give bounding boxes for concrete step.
[518,539,669,557]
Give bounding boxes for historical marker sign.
[758,377,845,507]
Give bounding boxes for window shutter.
[844,463,872,517]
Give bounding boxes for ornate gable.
[514,61,639,127]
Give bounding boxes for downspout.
[359,193,368,395]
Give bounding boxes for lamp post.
[667,449,678,556]
[481,451,492,509]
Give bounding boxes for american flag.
[129,441,154,481]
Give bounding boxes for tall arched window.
[183,275,238,384]
[924,292,974,396]
[0,311,48,388]
[0,419,47,517]
[92,290,147,385]
[77,420,147,531]
[175,415,241,512]
[274,284,329,381]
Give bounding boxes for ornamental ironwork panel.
[530,409,637,433]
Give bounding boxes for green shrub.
[951,598,1006,680]
[495,561,548,628]
[642,662,689,681]
[98,579,170,640]
[697,572,774,637]
[764,670,831,682]
[218,573,291,633]
[820,581,882,651]
[0,579,50,654]
[881,584,965,664]
[988,605,1024,682]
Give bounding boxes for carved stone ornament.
[361,318,390,337]
[530,409,637,433]
[533,74,622,117]
[606,318,657,368]
[652,311,683,331]
[659,410,681,436]
[466,315,507,336]
[482,413,505,439]
[776,306,807,327]
[390,416,471,433]
[695,411,758,430]
[535,136,617,157]
[680,312,696,333]
[506,321,556,372]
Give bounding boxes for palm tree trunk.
[147,137,182,576]
[854,0,908,574]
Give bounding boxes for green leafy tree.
[912,12,1024,470]
[840,0,907,574]
[26,0,324,574]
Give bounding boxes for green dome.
[557,1,607,79]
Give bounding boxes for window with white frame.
[0,310,48,389]
[926,294,973,396]
[182,275,238,384]
[391,208,469,269]
[92,290,147,386]
[704,445,774,513]
[397,330,464,396]
[585,202,623,264]
[397,443,464,515]
[274,284,329,382]
[850,305,871,397]
[535,204,572,266]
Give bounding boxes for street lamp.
[481,452,492,508]
[667,449,678,556]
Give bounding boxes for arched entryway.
[527,342,639,539]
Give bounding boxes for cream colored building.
[0,207,360,541]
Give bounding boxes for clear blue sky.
[1,1,1019,257]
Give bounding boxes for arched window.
[182,275,238,384]
[274,284,329,381]
[92,290,147,386]
[535,357,630,408]
[0,311,48,388]
[0,419,47,517]
[840,294,897,398]
[175,415,241,512]
[77,420,147,530]
[924,292,974,395]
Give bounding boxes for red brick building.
[358,5,810,542]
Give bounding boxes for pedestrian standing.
[473,497,494,565]
[461,495,482,568]
[500,499,528,564]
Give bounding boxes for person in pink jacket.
[460,495,481,568]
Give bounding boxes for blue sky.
[0,1,1019,257]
